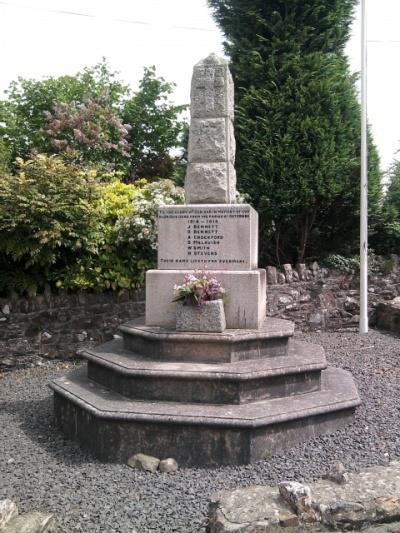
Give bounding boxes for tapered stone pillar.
[185,53,236,204]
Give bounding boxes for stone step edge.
[79,338,327,381]
[119,316,295,343]
[49,367,360,429]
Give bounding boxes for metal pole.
[360,0,368,334]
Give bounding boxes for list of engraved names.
[158,206,251,267]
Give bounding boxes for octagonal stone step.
[50,367,360,467]
[80,338,326,404]
[119,317,294,363]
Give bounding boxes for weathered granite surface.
[208,462,400,532]
[83,337,324,404]
[121,317,293,363]
[175,299,226,332]
[51,364,359,466]
[185,54,237,204]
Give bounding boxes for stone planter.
[175,299,226,332]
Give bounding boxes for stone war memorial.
[50,54,361,467]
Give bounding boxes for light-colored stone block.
[0,499,18,530]
[190,53,234,119]
[188,118,235,163]
[4,511,55,533]
[176,299,226,332]
[185,162,236,204]
[157,204,258,271]
[185,53,236,204]
[146,269,266,329]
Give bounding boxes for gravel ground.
[1,328,400,532]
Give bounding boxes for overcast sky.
[1,0,399,171]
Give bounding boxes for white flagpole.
[360,0,368,334]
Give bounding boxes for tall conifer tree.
[208,0,381,264]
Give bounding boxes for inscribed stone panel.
[157,204,258,271]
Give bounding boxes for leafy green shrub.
[0,154,102,295]
[42,96,131,172]
[0,60,186,181]
[368,161,400,256]
[323,250,382,275]
[0,155,184,295]
[0,139,12,172]
[54,178,184,291]
[122,66,187,180]
[116,179,184,253]
[323,254,360,274]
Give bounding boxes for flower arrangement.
[172,271,226,306]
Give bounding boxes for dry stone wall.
[265,260,400,331]
[2,259,400,369]
[0,288,144,369]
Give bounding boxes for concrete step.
[50,367,360,467]
[81,338,327,404]
[119,317,295,363]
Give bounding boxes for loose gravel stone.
[1,329,400,532]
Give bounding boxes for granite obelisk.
[185,53,237,204]
[146,54,266,330]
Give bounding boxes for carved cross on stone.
[185,53,237,204]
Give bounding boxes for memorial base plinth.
[49,318,361,467]
[119,317,294,363]
[146,269,266,330]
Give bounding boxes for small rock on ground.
[127,453,160,473]
[323,461,349,485]
[159,458,178,473]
